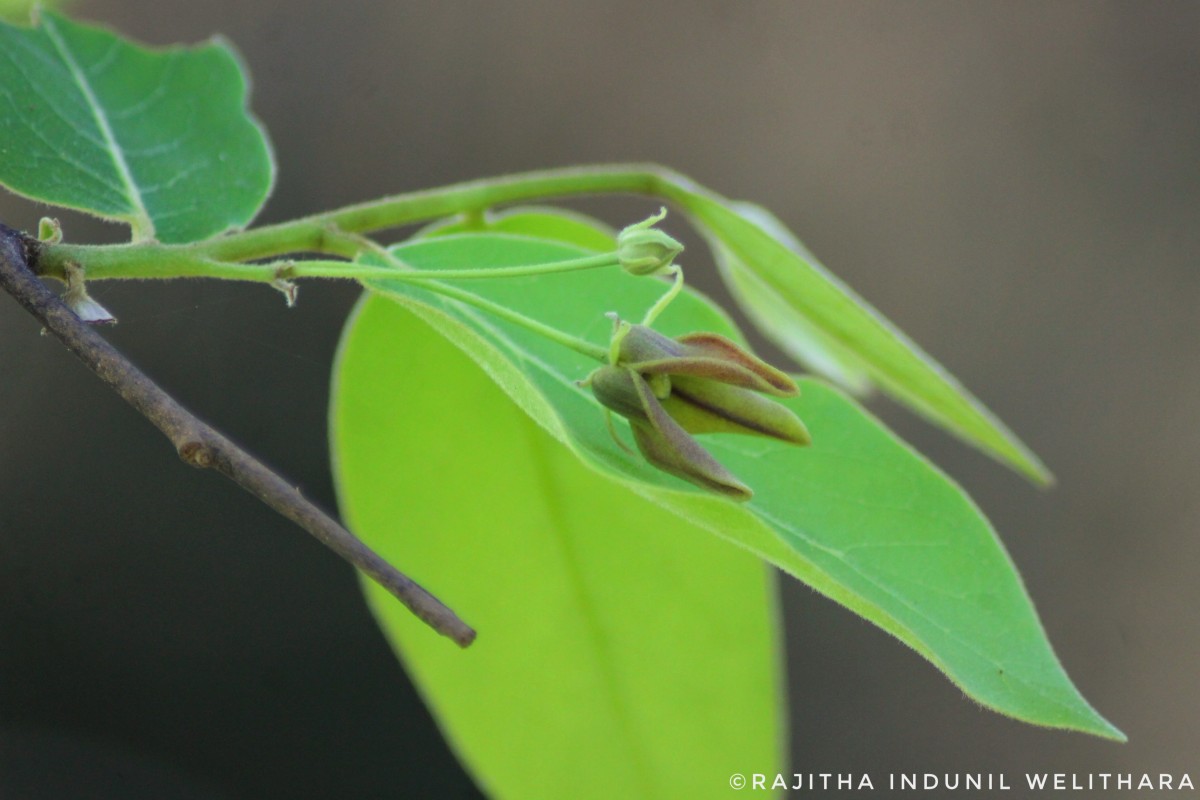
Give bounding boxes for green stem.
[195,164,690,261]
[49,248,619,284]
[37,164,693,280]
[409,279,608,362]
[389,251,617,281]
[38,249,610,364]
[30,164,688,363]
[640,265,684,327]
[284,253,617,283]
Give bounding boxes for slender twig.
[0,224,475,647]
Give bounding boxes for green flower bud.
[37,216,62,244]
[587,320,809,500]
[617,207,684,276]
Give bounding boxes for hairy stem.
[640,265,684,327]
[402,278,610,362]
[37,164,693,280]
[205,164,687,261]
[58,249,621,285]
[0,224,476,648]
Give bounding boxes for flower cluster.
[587,320,809,499]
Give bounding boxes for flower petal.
[625,356,783,394]
[616,323,688,362]
[629,372,753,500]
[676,332,798,395]
[616,324,799,396]
[664,377,811,445]
[588,365,651,422]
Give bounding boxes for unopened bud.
[587,317,809,499]
[617,207,683,276]
[37,217,62,244]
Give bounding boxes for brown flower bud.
[588,321,810,500]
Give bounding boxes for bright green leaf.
[332,297,783,799]
[427,205,618,251]
[0,12,273,243]
[657,183,1052,484]
[710,202,874,396]
[336,225,1120,741]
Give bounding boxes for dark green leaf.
[0,12,273,242]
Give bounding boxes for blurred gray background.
[1,2,1197,797]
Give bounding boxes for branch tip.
[0,223,474,647]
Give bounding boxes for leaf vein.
[41,14,153,238]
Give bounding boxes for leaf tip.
[1011,447,1056,488]
[1033,462,1057,488]
[1098,723,1128,743]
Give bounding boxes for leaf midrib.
[520,419,660,798]
[41,14,152,239]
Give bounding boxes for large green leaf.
[709,202,874,396]
[0,11,273,243]
[660,186,1053,485]
[333,221,1120,742]
[333,298,783,799]
[333,210,784,798]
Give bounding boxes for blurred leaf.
[330,215,1121,743]
[0,0,71,24]
[0,12,273,242]
[662,186,1052,484]
[710,203,873,395]
[333,297,783,799]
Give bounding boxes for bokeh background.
[1,2,1197,797]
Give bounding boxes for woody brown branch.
[0,223,475,648]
